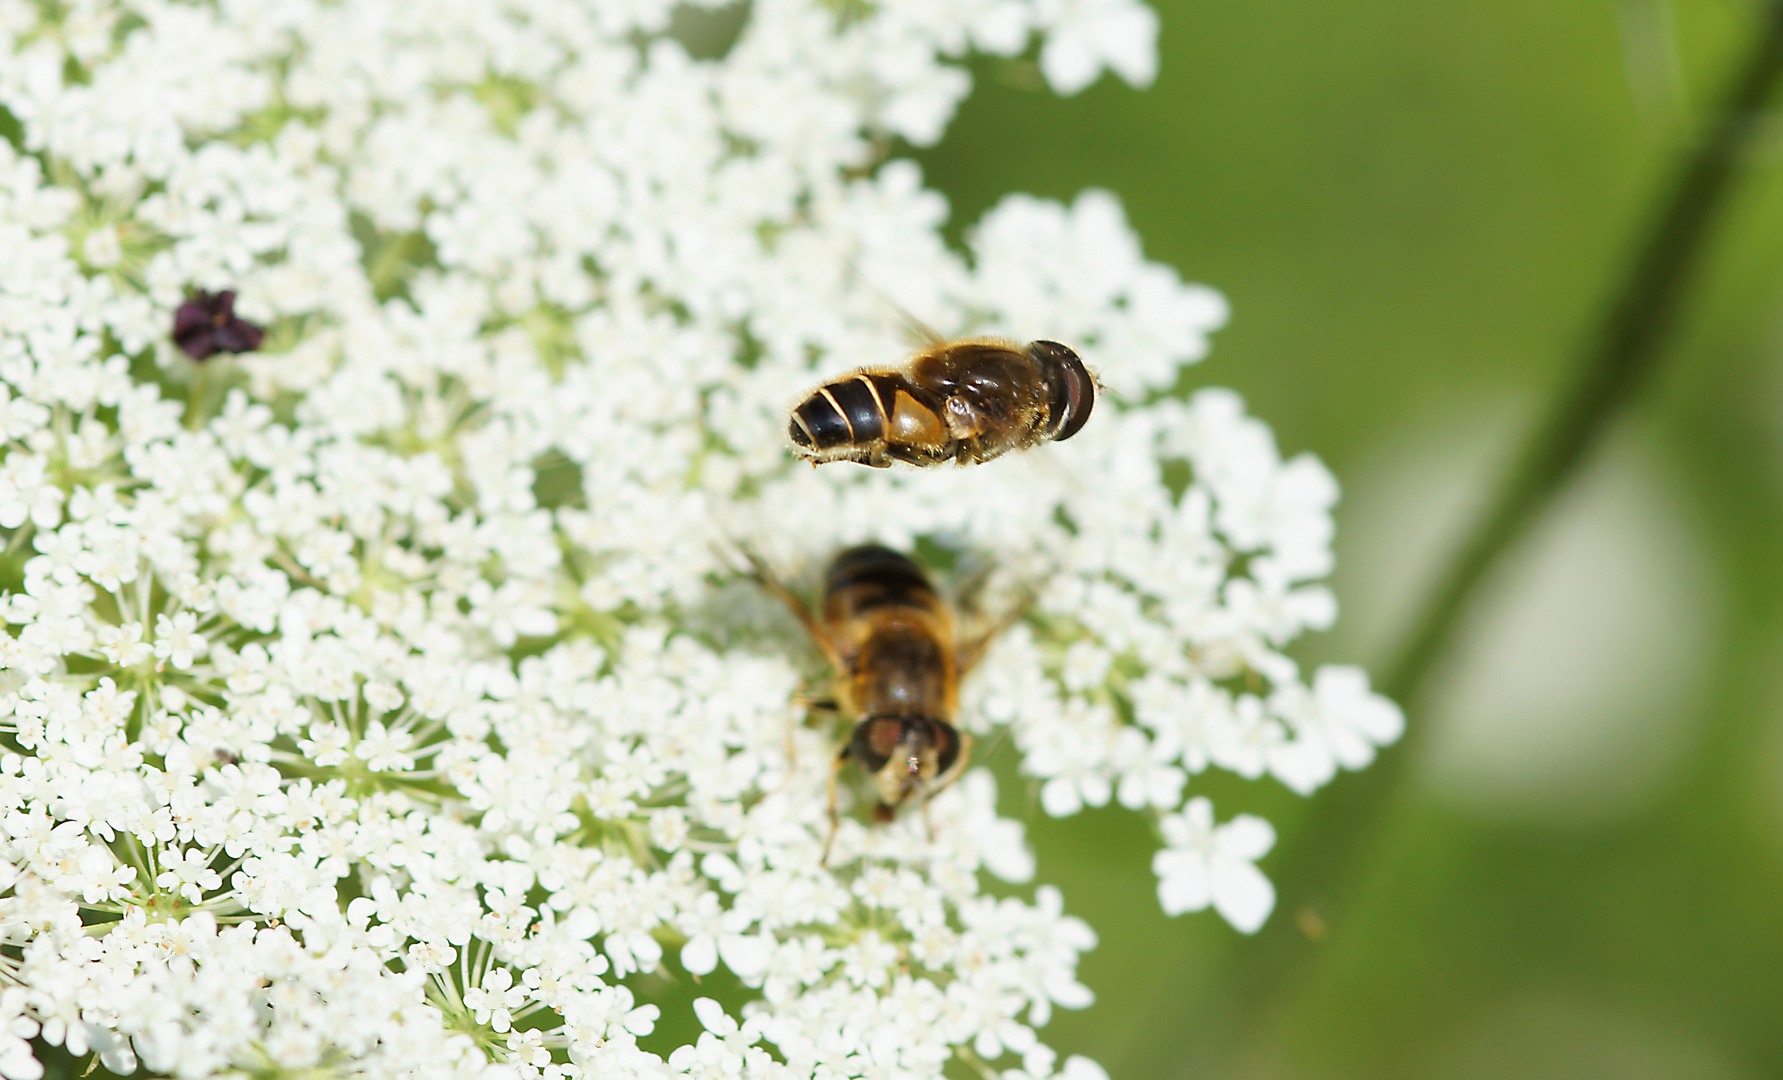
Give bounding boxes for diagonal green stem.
[1203,0,1783,1065]
[1377,3,1783,717]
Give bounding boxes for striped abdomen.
[787,371,949,468]
[821,545,958,724]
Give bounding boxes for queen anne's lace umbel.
[0,0,1402,1077]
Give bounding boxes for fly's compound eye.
[850,716,904,774]
[1030,340,1095,442]
[929,721,962,776]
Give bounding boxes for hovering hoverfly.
[787,337,1097,468]
[748,544,1014,858]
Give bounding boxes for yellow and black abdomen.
[788,371,951,468]
[821,545,958,721]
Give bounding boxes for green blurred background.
[911,1,1783,1077]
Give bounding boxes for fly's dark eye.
[932,722,962,775]
[1030,340,1095,442]
[850,717,904,772]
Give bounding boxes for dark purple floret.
[172,290,265,360]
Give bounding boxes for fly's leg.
[919,731,974,846]
[739,547,843,671]
[821,746,848,867]
[775,694,840,792]
[928,731,974,797]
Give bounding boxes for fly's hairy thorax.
[838,618,957,722]
[907,344,1052,448]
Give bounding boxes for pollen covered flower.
[0,0,1398,1077]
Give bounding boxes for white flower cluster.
[0,0,1401,1078]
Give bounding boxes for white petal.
[1062,1056,1112,1080]
[718,933,770,979]
[1158,809,1197,847]
[1217,814,1276,861]
[1184,795,1214,829]
[1210,858,1276,934]
[1152,850,1210,916]
[1266,738,1332,796]
[1048,977,1095,1009]
[1041,776,1084,817]
[974,1030,1004,1061]
[691,996,737,1037]
[680,934,717,976]
[980,819,1036,883]
[1039,36,1100,96]
[1356,696,1406,746]
[1080,773,1111,808]
[623,1004,659,1037]
[0,1038,44,1080]
[1095,4,1159,88]
[1116,773,1148,810]
[974,2,1030,55]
